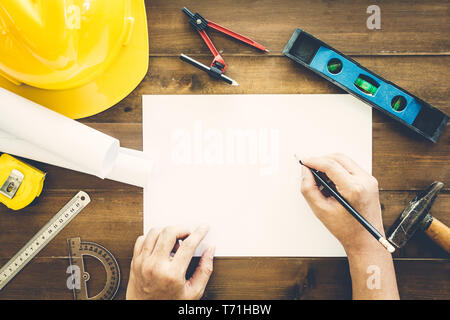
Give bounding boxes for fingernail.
[207,246,216,259]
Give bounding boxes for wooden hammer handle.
[424,218,450,253]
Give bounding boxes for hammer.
[387,181,450,253]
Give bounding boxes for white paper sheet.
[143,94,372,257]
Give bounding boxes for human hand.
[126,225,215,300]
[300,153,385,254]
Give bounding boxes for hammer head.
[387,181,444,249]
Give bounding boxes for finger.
[174,225,210,268]
[153,226,191,259]
[142,228,162,256]
[301,167,338,218]
[133,235,145,257]
[186,246,215,299]
[301,165,329,205]
[328,153,369,177]
[301,156,354,190]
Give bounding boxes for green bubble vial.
[354,77,378,96]
[327,58,343,74]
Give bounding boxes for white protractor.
[0,191,91,290]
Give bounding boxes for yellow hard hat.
[0,0,148,119]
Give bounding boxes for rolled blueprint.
[0,130,151,188]
[107,147,152,188]
[0,87,119,178]
[0,88,152,187]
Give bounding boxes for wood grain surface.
[0,0,448,300]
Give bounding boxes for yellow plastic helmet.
[0,0,148,119]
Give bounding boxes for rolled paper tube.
[0,131,151,187]
[0,87,119,178]
[107,147,153,188]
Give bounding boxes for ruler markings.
[0,191,90,290]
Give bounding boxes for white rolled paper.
[0,87,119,178]
[107,147,152,188]
[0,131,151,187]
[0,88,152,187]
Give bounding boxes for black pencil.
[297,158,395,253]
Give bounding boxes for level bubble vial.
[354,74,379,96]
[391,95,407,112]
[327,58,343,74]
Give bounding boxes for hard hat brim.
[0,1,149,120]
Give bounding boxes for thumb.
[186,246,215,299]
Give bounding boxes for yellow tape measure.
[0,154,46,211]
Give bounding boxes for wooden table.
[0,0,448,300]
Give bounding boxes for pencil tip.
[265,49,270,53]
[231,80,239,86]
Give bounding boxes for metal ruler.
[0,191,90,290]
[67,237,120,300]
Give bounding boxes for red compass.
[180,7,269,85]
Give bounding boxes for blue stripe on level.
[309,46,422,125]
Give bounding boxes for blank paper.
[143,94,372,257]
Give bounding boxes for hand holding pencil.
[299,153,399,299]
[300,153,390,254]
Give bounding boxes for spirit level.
[283,28,448,143]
